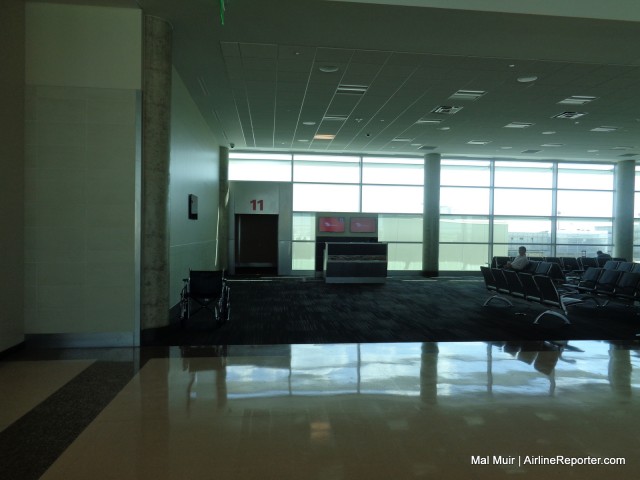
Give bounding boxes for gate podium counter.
[323,242,388,283]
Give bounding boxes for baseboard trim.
[25,332,136,348]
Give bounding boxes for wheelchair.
[179,270,230,325]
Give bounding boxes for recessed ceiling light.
[517,75,538,83]
[336,84,368,95]
[591,126,618,132]
[559,96,598,105]
[297,139,309,142]
[468,140,491,145]
[302,121,316,126]
[313,134,335,140]
[392,138,412,142]
[542,131,556,135]
[541,143,564,147]
[439,126,451,131]
[587,149,599,153]
[612,146,633,150]
[410,143,422,147]
[504,122,534,129]
[449,90,486,101]
[323,115,348,122]
[415,118,443,124]
[500,146,513,149]
[319,65,339,73]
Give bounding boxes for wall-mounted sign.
[234,183,279,214]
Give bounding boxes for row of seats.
[491,256,627,273]
[567,267,640,306]
[480,266,585,325]
[480,265,640,325]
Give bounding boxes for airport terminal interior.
[3,1,640,479]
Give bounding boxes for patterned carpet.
[143,276,640,346]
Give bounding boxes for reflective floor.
[2,340,640,479]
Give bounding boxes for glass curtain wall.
[634,166,640,261]
[230,152,618,271]
[440,160,490,270]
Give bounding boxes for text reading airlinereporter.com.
[471,455,626,467]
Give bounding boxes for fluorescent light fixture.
[559,95,598,105]
[302,121,316,126]
[391,137,412,142]
[591,126,618,132]
[612,146,633,150]
[415,118,443,124]
[313,134,335,140]
[323,115,348,121]
[467,140,491,145]
[504,122,534,129]
[449,89,486,101]
[542,131,556,135]
[319,65,339,73]
[541,143,564,147]
[336,84,368,95]
[517,75,538,83]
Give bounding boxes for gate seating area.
[490,256,629,275]
[480,263,640,325]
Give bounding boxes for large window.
[229,152,292,181]
[231,152,621,271]
[440,160,492,270]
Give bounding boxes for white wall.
[0,0,26,353]
[169,68,220,308]
[24,3,142,345]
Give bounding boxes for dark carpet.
[144,276,640,346]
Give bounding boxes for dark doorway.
[235,214,278,274]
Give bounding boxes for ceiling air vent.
[431,105,463,115]
[336,84,368,95]
[552,112,587,119]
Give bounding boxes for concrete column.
[613,160,635,261]
[422,153,441,276]
[141,16,172,329]
[216,146,230,271]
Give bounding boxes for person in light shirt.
[505,246,529,271]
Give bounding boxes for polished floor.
[2,340,640,479]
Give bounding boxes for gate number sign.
[250,199,264,211]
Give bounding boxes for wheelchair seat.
[179,270,230,325]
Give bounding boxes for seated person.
[505,246,529,271]
[596,250,612,260]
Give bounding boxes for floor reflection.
[177,340,640,404]
[36,340,640,479]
